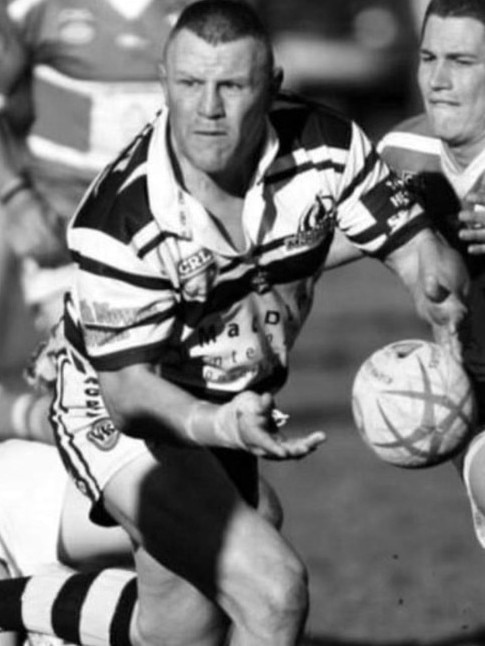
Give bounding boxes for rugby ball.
[351,339,476,468]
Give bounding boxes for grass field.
[3,257,485,645]
[262,259,485,645]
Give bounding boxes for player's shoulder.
[378,112,442,175]
[270,91,353,155]
[71,122,154,239]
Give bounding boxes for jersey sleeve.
[334,122,429,258]
[68,224,178,372]
[66,138,179,372]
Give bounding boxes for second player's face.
[162,30,272,185]
[418,16,485,156]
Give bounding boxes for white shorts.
[461,429,485,548]
[51,345,151,526]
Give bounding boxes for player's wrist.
[185,400,246,449]
[0,173,32,206]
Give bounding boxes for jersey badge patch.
[87,419,120,451]
[178,248,218,302]
[285,195,336,251]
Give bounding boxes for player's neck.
[445,134,485,171]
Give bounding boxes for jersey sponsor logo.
[178,248,218,302]
[385,176,413,211]
[57,9,95,46]
[87,418,120,451]
[285,195,336,250]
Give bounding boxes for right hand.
[216,392,326,460]
[3,187,69,266]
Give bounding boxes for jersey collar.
[146,108,279,246]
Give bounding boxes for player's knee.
[234,544,309,632]
[265,553,309,626]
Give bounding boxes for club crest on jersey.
[286,195,336,250]
[57,9,95,45]
[178,248,218,302]
[87,419,120,451]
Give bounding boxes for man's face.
[418,15,485,154]
[162,29,275,183]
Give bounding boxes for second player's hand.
[458,194,485,255]
[412,233,469,362]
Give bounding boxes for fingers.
[259,430,327,461]
[458,202,485,255]
[433,322,463,364]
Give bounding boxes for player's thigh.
[102,444,256,591]
[102,445,305,613]
[59,479,133,569]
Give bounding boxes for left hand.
[414,233,469,361]
[458,192,485,255]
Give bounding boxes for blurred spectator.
[264,0,420,138]
[0,0,184,442]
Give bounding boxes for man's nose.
[198,85,224,117]
[429,61,451,89]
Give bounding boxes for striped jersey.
[65,94,428,399]
[379,113,485,399]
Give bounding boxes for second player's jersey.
[379,113,485,394]
[7,0,168,183]
[64,94,428,400]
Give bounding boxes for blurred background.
[265,0,426,139]
[5,1,485,645]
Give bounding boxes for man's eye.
[223,82,243,91]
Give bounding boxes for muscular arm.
[98,364,325,460]
[384,227,469,357]
[324,224,469,357]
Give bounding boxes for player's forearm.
[381,227,433,289]
[98,366,245,449]
[383,227,469,329]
